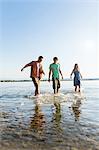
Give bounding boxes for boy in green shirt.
[48,57,63,94]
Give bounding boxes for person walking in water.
[70,63,82,92]
[21,56,45,96]
[48,57,63,94]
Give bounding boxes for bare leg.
[34,84,38,96]
[57,88,59,93]
[53,79,57,94]
[54,89,56,94]
[75,86,77,92]
[35,82,40,96]
[57,79,60,93]
[78,85,80,92]
[32,78,40,96]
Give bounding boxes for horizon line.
[0,78,99,82]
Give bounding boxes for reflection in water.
[51,97,62,131]
[0,82,99,150]
[30,103,45,134]
[72,95,82,121]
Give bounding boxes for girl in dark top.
[70,64,82,92]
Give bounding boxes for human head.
[74,64,79,70]
[53,57,58,63]
[38,56,43,62]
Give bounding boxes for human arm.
[70,70,74,78]
[48,68,51,82]
[21,61,33,71]
[42,70,45,75]
[40,65,45,75]
[80,72,82,79]
[39,65,45,80]
[59,69,63,79]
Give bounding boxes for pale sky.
[0,0,99,80]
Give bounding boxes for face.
[38,58,43,63]
[53,59,58,63]
[75,64,78,68]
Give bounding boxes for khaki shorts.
[52,78,60,89]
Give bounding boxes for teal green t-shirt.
[49,63,60,79]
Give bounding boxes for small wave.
[24,92,86,104]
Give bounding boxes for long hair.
[73,64,79,71]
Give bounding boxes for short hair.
[53,57,58,61]
[38,56,43,60]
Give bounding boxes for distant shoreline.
[0,78,99,82]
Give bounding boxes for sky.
[0,0,99,80]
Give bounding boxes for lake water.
[0,80,99,150]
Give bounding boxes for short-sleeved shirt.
[49,63,60,79]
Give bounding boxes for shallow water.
[0,81,99,150]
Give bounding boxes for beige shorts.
[52,78,60,89]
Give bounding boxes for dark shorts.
[52,78,60,89]
[32,77,40,88]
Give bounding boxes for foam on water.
[24,91,86,105]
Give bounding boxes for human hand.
[62,76,63,80]
[70,75,72,79]
[48,78,50,82]
[21,68,24,72]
